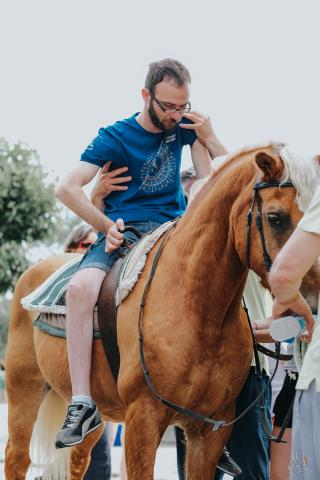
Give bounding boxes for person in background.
[64,224,97,253]
[269,180,320,480]
[270,345,298,480]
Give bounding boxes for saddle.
[27,221,173,383]
[96,223,174,380]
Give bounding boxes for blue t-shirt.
[80,113,196,223]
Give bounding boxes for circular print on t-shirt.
[140,141,176,193]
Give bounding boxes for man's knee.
[67,269,106,307]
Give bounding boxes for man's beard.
[148,101,177,132]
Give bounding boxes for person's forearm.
[270,228,320,304]
[206,137,228,160]
[191,141,212,178]
[252,318,274,342]
[56,184,113,233]
[255,330,274,343]
[269,270,301,305]
[91,193,105,212]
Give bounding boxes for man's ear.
[255,151,284,181]
[141,88,150,103]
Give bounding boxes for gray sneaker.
[55,402,101,448]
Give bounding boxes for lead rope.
[242,298,288,442]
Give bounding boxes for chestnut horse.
[5,143,320,479]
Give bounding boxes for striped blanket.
[21,256,82,314]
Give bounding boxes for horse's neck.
[171,168,250,330]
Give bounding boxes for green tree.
[0,296,10,359]
[0,138,60,293]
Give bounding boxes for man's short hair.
[145,58,191,93]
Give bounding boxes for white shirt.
[296,184,320,391]
[243,271,270,375]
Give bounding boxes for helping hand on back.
[90,161,132,252]
[91,161,132,207]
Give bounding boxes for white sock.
[72,395,93,408]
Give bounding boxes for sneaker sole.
[55,418,102,449]
[216,465,242,477]
[269,316,304,342]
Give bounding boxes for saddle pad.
[33,312,101,339]
[21,256,82,314]
[115,220,172,306]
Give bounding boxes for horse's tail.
[30,389,68,480]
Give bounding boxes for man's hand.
[180,112,214,145]
[272,292,314,342]
[106,218,125,252]
[180,111,228,158]
[91,162,132,210]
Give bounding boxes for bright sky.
[1,0,320,184]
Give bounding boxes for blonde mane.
[279,146,320,211]
[189,143,320,212]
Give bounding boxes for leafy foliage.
[0,296,10,359]
[0,138,60,293]
[0,242,30,295]
[0,138,59,244]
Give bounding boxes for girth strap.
[97,259,122,381]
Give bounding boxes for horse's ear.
[254,152,283,181]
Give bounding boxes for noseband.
[245,179,294,272]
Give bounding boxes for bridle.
[138,177,296,438]
[246,179,294,272]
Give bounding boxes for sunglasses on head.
[78,241,94,249]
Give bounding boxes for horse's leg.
[124,400,168,480]
[5,355,46,480]
[69,423,105,480]
[185,423,232,480]
[5,290,47,479]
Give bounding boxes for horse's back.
[8,253,79,329]
[15,253,79,296]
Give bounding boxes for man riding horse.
[54,58,241,474]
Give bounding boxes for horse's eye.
[266,212,291,232]
[267,213,282,227]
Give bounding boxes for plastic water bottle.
[269,315,306,343]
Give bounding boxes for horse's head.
[231,144,320,308]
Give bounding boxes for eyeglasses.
[79,241,94,249]
[150,91,191,113]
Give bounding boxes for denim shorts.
[78,220,162,273]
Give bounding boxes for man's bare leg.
[66,267,106,396]
[55,267,106,448]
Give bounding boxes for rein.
[138,178,296,437]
